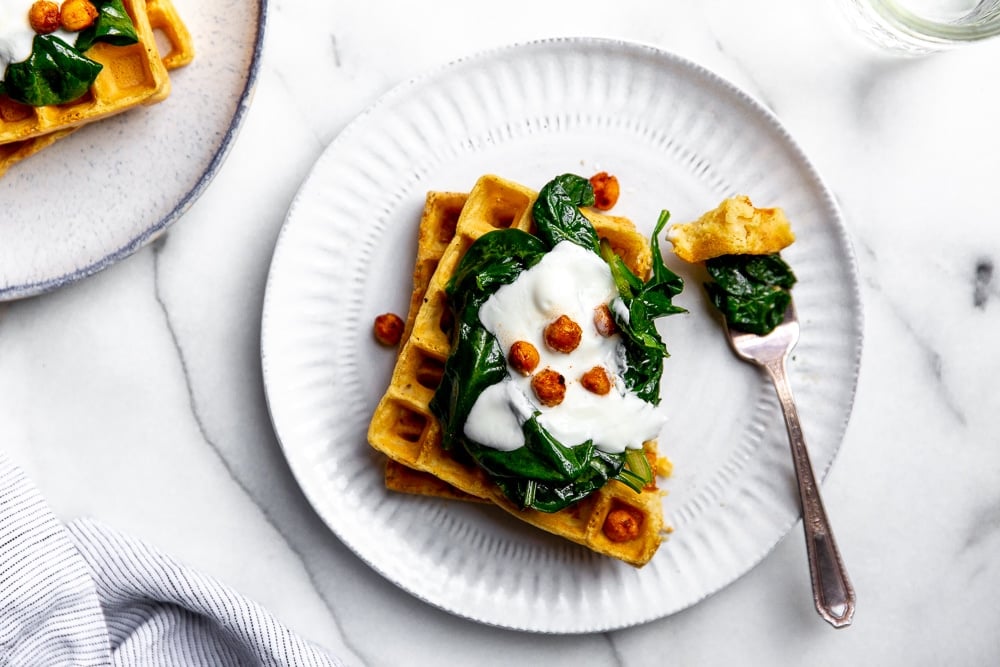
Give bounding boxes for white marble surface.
[3,0,1000,664]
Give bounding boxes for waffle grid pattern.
[369,174,667,566]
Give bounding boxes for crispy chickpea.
[580,366,612,396]
[531,368,566,407]
[373,312,404,347]
[508,340,539,375]
[544,314,582,353]
[60,0,98,32]
[28,1,60,34]
[602,506,643,542]
[589,172,620,210]
[593,304,617,337]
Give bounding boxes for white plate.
[261,38,863,633]
[0,0,266,301]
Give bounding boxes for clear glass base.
[841,0,1000,54]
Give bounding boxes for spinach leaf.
[531,173,601,253]
[603,247,645,299]
[75,0,140,52]
[600,211,686,403]
[704,253,796,335]
[471,415,595,483]
[433,323,508,455]
[431,229,546,454]
[493,447,624,513]
[648,210,686,300]
[3,35,103,106]
[446,228,547,316]
[742,253,797,288]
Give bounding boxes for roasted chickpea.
[373,312,404,347]
[60,0,98,32]
[580,366,612,395]
[589,172,620,210]
[508,340,539,375]
[602,506,643,542]
[544,314,582,353]
[530,368,566,407]
[593,304,617,337]
[28,1,60,34]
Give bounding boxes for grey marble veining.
[974,258,994,308]
[2,0,1000,665]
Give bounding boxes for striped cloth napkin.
[0,452,343,666]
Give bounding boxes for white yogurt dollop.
[462,240,666,454]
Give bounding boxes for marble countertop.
[4,0,1000,664]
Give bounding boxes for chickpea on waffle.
[0,0,193,177]
[369,175,675,567]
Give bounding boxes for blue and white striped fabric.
[0,452,343,666]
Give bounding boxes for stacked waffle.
[0,0,194,176]
[369,175,670,567]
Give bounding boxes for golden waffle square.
[369,174,668,567]
[0,0,193,177]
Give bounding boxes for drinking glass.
[842,0,1000,53]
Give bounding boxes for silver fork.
[725,299,856,628]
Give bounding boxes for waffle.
[0,129,69,177]
[146,0,195,72]
[381,190,484,502]
[370,174,669,567]
[384,459,486,502]
[667,195,795,262]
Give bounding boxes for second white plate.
[261,38,863,633]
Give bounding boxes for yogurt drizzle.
[463,240,665,453]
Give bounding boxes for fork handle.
[764,358,856,628]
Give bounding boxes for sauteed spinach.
[75,0,139,51]
[600,209,685,403]
[430,174,685,513]
[2,36,103,106]
[0,1,138,106]
[704,253,796,335]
